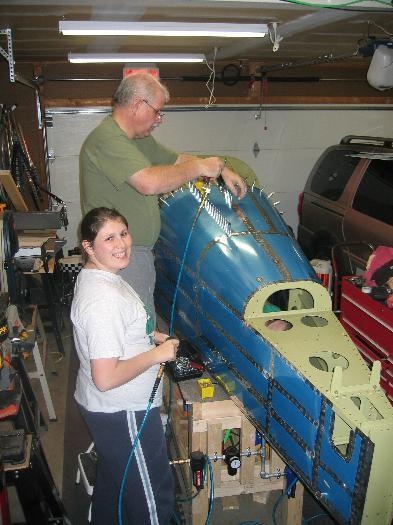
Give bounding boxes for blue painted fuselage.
[155,183,393,525]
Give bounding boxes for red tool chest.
[340,276,393,405]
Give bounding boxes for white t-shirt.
[71,268,161,412]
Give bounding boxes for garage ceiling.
[0,0,392,69]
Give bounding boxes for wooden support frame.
[165,375,304,525]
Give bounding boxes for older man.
[80,72,246,319]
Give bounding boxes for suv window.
[310,150,360,201]
[353,157,393,226]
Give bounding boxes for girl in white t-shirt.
[71,207,179,525]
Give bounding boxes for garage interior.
[0,1,393,524]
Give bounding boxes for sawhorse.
[26,305,57,422]
[10,305,57,425]
[27,341,57,422]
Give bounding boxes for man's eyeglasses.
[142,99,165,119]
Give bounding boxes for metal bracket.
[0,27,36,90]
[0,28,15,82]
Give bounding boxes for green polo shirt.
[80,116,178,247]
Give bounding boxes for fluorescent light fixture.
[68,52,206,63]
[59,21,267,38]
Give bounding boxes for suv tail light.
[297,192,304,219]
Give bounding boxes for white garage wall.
[46,105,393,253]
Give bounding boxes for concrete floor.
[7,310,337,525]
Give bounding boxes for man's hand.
[221,168,247,199]
[196,157,225,180]
[194,157,247,199]
[174,153,247,199]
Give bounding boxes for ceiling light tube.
[60,21,267,38]
[68,53,206,63]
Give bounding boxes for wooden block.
[277,482,304,525]
[199,399,240,418]
[190,402,203,422]
[193,414,243,434]
[252,491,269,504]
[189,416,204,454]
[0,170,29,211]
[222,495,239,511]
[240,417,257,486]
[206,422,222,488]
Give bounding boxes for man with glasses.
[80,72,246,320]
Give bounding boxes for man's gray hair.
[112,73,170,106]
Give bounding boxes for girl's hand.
[154,330,169,344]
[158,338,179,362]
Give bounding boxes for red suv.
[297,135,393,271]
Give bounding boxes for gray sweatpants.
[119,246,156,325]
